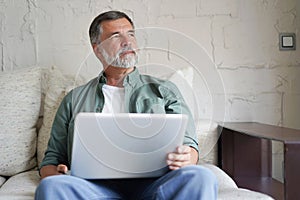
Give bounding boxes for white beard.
[100,47,138,69]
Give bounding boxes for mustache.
[116,46,137,57]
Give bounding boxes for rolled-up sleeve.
[161,81,199,152]
[39,92,73,170]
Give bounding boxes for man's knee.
[177,165,218,185]
[154,165,218,199]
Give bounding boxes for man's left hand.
[166,145,198,170]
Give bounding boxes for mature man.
[35,11,218,199]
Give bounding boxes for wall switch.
[279,33,296,50]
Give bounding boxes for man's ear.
[93,44,109,69]
[93,44,104,60]
[92,44,100,56]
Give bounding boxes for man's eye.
[129,33,135,37]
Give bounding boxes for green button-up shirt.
[40,68,198,170]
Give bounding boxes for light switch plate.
[279,33,296,50]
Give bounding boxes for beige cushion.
[0,67,41,176]
[0,176,6,187]
[0,170,39,200]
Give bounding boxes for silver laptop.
[71,113,188,179]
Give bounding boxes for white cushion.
[218,188,274,200]
[196,119,219,165]
[0,67,41,176]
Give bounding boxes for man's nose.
[120,35,131,47]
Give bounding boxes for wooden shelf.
[218,122,300,200]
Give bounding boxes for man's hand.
[40,164,68,179]
[166,145,198,170]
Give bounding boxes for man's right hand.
[40,164,68,179]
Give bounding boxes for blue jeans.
[35,165,218,200]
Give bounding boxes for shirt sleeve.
[39,92,73,170]
[160,81,199,152]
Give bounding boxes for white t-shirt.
[102,84,125,113]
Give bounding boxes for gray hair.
[89,11,134,45]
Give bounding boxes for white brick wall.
[0,0,299,128]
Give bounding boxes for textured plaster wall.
[0,0,299,128]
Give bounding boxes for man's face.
[95,18,138,69]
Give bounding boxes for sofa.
[0,66,274,199]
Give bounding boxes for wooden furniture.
[218,122,300,200]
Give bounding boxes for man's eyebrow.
[110,31,120,36]
[108,30,135,38]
